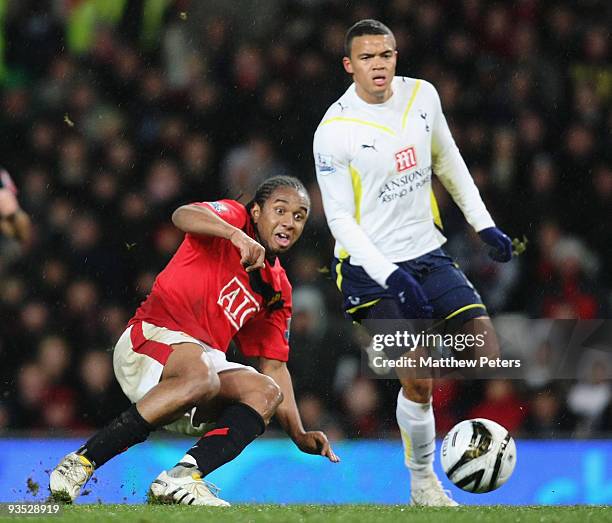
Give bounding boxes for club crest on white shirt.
[394,146,417,172]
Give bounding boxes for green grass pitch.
[1,505,609,523]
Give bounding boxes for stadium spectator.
[36,335,72,387]
[467,380,527,433]
[11,363,49,429]
[0,168,32,248]
[567,352,612,437]
[523,386,576,438]
[77,350,129,428]
[341,377,384,438]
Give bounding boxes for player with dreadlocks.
[50,175,339,506]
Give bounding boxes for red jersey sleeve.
[192,200,248,229]
[234,303,292,362]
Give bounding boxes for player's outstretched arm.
[172,204,265,271]
[259,357,340,463]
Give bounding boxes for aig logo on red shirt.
[395,146,417,172]
[217,277,260,329]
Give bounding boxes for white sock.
[396,389,435,483]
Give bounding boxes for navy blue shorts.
[333,248,487,326]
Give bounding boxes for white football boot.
[49,452,94,502]
[149,470,230,506]
[410,472,459,506]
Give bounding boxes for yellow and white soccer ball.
[440,418,517,493]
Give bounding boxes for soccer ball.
[440,418,516,493]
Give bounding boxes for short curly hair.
[246,176,310,211]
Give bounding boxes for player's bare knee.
[262,375,283,412]
[241,375,282,422]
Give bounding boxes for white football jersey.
[313,76,494,287]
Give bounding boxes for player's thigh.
[114,322,213,403]
[419,258,487,326]
[162,342,215,382]
[361,297,404,321]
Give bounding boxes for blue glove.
[478,227,512,262]
[386,268,433,319]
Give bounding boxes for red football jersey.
[130,200,292,361]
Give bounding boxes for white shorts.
[113,320,255,436]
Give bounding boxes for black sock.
[185,403,265,476]
[77,404,154,468]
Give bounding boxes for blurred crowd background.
[0,0,610,439]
